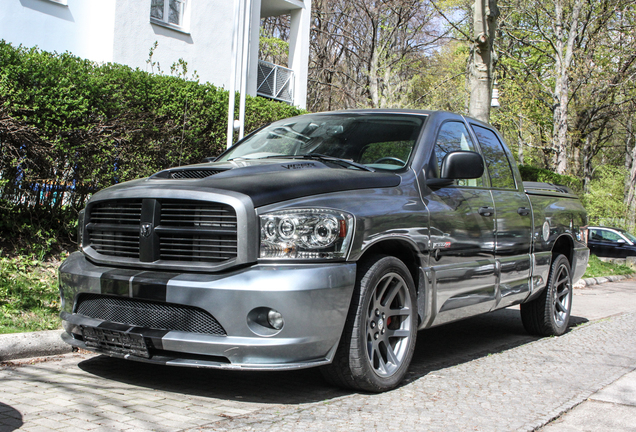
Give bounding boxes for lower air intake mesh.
[75,294,226,336]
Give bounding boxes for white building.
[0,0,311,109]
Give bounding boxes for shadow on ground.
[78,308,588,404]
[0,402,23,432]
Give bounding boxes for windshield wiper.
[287,154,375,172]
[229,153,375,171]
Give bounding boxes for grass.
[0,255,63,334]
[582,254,635,279]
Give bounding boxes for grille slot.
[161,201,237,229]
[160,235,238,262]
[88,200,142,259]
[89,231,140,258]
[169,169,224,179]
[158,201,238,262]
[90,200,142,224]
[75,294,226,336]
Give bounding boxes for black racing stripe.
[100,269,140,297]
[131,327,169,351]
[131,272,176,302]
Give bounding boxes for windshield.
[218,113,426,170]
[618,229,636,243]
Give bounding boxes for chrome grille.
[76,294,226,335]
[85,199,238,266]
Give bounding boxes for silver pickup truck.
[59,110,589,392]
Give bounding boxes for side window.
[433,121,483,187]
[601,230,622,242]
[472,125,516,189]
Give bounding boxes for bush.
[518,165,583,194]
[581,165,629,229]
[0,41,304,256]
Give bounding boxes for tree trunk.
[517,115,524,165]
[550,0,584,175]
[625,117,636,231]
[582,134,593,194]
[468,0,499,123]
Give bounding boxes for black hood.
[148,159,401,207]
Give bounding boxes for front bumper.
[59,252,356,370]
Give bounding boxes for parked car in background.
[587,226,636,258]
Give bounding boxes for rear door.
[470,124,533,308]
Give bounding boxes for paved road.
[1,280,635,432]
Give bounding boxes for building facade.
[0,0,310,108]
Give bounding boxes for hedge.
[0,41,303,256]
[518,165,583,195]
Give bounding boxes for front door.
[426,121,497,326]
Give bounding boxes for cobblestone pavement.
[1,281,635,432]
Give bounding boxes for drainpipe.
[226,0,241,148]
[238,0,252,140]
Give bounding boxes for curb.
[0,329,72,361]
[574,273,636,288]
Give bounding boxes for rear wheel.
[521,254,572,336]
[321,255,417,392]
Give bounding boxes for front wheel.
[321,255,417,392]
[521,254,573,336]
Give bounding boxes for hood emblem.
[140,223,153,238]
[282,162,317,170]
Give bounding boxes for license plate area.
[81,326,150,358]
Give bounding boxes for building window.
[151,0,186,27]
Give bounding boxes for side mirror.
[440,151,484,179]
[617,239,626,246]
[427,151,484,187]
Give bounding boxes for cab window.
[472,125,516,189]
[433,121,484,187]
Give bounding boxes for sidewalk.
[539,369,636,431]
[1,277,635,431]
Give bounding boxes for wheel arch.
[356,238,423,294]
[552,234,574,265]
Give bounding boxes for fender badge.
[542,221,550,242]
[432,241,451,249]
[140,223,153,238]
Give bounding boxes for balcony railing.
[257,60,294,104]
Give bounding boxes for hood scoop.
[151,168,228,180]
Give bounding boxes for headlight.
[259,209,354,260]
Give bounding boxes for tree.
[468,0,499,122]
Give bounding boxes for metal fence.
[257,60,294,104]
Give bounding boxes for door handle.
[479,206,494,217]
[517,207,531,216]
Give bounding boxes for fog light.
[267,309,284,330]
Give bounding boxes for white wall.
[112,0,236,87]
[0,0,116,63]
[1,0,311,108]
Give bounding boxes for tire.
[520,254,573,336]
[321,255,417,392]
